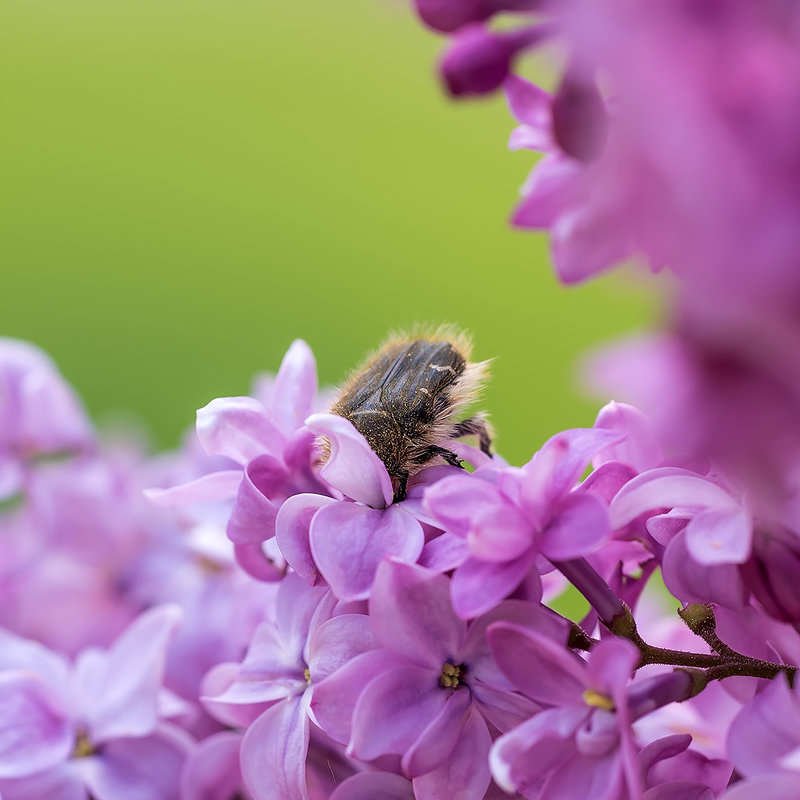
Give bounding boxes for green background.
[0,0,656,465]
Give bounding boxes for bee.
[330,328,492,502]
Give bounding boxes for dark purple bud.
[415,0,541,33]
[740,526,800,623]
[440,24,549,97]
[551,72,608,161]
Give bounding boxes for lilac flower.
[0,605,190,800]
[148,339,329,581]
[274,413,427,601]
[203,574,377,800]
[425,426,620,618]
[312,559,554,800]
[487,624,642,799]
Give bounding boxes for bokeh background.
[0,0,656,465]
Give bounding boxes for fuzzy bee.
[329,328,492,502]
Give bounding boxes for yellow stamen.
[583,689,614,711]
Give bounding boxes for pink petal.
[305,414,392,509]
[0,763,87,800]
[0,671,72,779]
[329,772,414,800]
[310,503,424,602]
[349,667,446,762]
[412,707,491,800]
[685,507,752,565]
[226,456,282,545]
[487,623,587,706]
[240,693,311,800]
[306,615,379,684]
[593,401,663,472]
[144,470,242,506]
[610,468,739,530]
[196,397,284,464]
[401,690,470,777]
[180,731,243,800]
[511,156,582,229]
[450,550,538,620]
[75,605,182,744]
[538,491,610,561]
[369,560,465,670]
[419,531,469,572]
[309,649,395,745]
[504,75,552,129]
[270,340,318,437]
[233,543,284,582]
[586,638,640,696]
[275,494,337,586]
[77,724,192,800]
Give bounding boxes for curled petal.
[610,468,739,530]
[234,543,284,583]
[305,413,392,509]
[227,456,282,545]
[684,507,752,565]
[197,397,283,464]
[144,470,242,507]
[329,772,413,800]
[275,494,336,586]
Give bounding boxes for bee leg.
[419,445,464,469]
[449,416,493,456]
[393,470,409,503]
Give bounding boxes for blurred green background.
[0,0,656,464]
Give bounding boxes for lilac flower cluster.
[415,0,800,507]
[2,336,799,800]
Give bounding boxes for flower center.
[304,667,311,685]
[72,730,95,759]
[582,688,614,711]
[439,661,465,689]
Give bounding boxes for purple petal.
[727,675,800,777]
[412,706,491,800]
[593,401,663,472]
[685,507,752,565]
[450,550,537,620]
[271,340,317,437]
[75,605,182,744]
[307,615,378,684]
[233,543,284,582]
[180,731,243,800]
[504,75,552,131]
[196,397,284,464]
[329,772,413,800]
[610,468,739,530]
[310,650,395,745]
[490,706,585,793]
[226,456,283,544]
[401,690,470,777]
[349,667,446,762]
[0,763,88,800]
[305,413,392,509]
[720,775,800,800]
[310,503,424,602]
[369,560,465,669]
[275,493,337,586]
[662,531,747,609]
[586,638,640,696]
[144,470,242,506]
[538,491,610,561]
[487,623,587,706]
[241,694,311,800]
[0,671,72,779]
[542,749,623,800]
[77,724,192,800]
[511,156,581,229]
[419,531,469,572]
